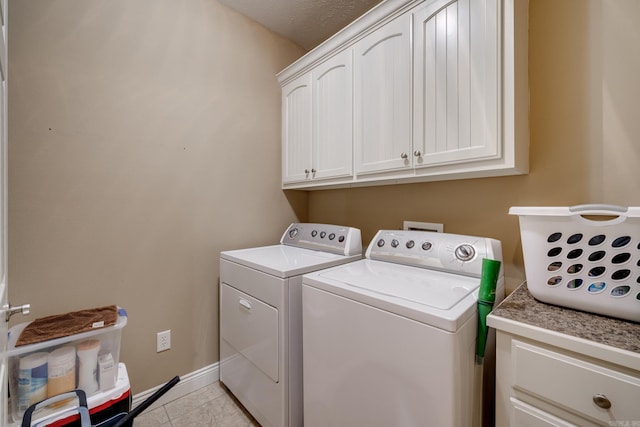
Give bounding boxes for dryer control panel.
[366,230,503,278]
[281,223,362,256]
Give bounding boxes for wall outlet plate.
[157,330,171,352]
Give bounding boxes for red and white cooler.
[12,363,131,427]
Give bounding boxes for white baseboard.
[131,362,220,412]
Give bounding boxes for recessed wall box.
[403,221,444,233]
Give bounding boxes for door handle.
[5,302,30,322]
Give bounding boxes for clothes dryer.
[219,223,361,427]
[302,229,504,427]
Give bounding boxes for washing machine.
[302,229,504,427]
[219,223,362,427]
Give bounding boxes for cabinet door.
[413,0,500,167]
[354,13,412,175]
[312,50,353,180]
[282,74,312,183]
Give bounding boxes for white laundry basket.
[510,205,640,322]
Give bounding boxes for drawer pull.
[239,299,252,310]
[592,394,611,409]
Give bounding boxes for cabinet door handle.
[413,150,422,157]
[304,169,310,174]
[400,152,408,159]
[311,169,316,173]
[592,394,611,409]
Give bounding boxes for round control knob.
[338,235,345,243]
[592,394,611,409]
[377,239,385,248]
[421,241,432,251]
[329,233,336,240]
[455,244,476,261]
[406,240,415,249]
[288,228,299,239]
[320,231,326,238]
[391,239,399,248]
[311,230,318,237]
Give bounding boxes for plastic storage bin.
[7,308,127,422]
[510,205,640,322]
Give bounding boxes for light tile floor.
[134,382,260,427]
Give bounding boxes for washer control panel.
[366,230,502,277]
[281,223,362,256]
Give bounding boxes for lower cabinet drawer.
[220,283,279,382]
[512,340,640,424]
[511,398,576,427]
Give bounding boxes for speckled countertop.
[490,283,640,354]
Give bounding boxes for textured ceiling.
[217,0,383,50]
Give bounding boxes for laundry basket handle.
[569,204,628,215]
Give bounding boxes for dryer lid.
[221,245,360,278]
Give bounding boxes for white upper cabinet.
[278,0,528,190]
[282,74,312,183]
[413,0,500,168]
[354,13,412,175]
[312,50,353,181]
[282,51,353,184]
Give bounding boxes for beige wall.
[8,0,307,393]
[7,0,640,395]
[308,0,640,293]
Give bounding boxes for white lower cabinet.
[510,398,576,427]
[494,332,640,427]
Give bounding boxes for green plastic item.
[476,258,502,364]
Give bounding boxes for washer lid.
[220,245,361,278]
[320,261,478,310]
[304,260,480,331]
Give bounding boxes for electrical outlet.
[157,330,171,352]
